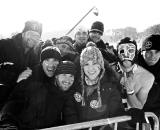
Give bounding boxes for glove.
[126,108,146,128]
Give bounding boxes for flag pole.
[66,6,98,35]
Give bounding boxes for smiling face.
[83,60,101,80]
[56,74,74,91]
[142,50,160,66]
[42,58,59,77]
[89,31,102,43]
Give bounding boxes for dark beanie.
[22,20,42,36]
[55,61,76,76]
[90,21,104,35]
[141,34,160,51]
[40,46,61,62]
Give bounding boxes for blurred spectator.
[73,26,89,54]
[55,36,78,61]
[0,20,42,110]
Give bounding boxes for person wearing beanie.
[73,44,125,129]
[137,34,160,119]
[55,61,76,91]
[55,36,78,61]
[0,46,78,129]
[22,20,42,36]
[88,21,106,50]
[111,37,154,111]
[0,20,42,111]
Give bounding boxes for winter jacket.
[88,38,106,50]
[73,65,125,130]
[1,64,77,130]
[0,33,40,110]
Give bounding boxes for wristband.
[127,90,135,95]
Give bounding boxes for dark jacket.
[73,64,125,130]
[0,33,40,109]
[73,41,86,54]
[137,52,160,116]
[88,38,106,50]
[1,64,77,130]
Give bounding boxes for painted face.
[83,60,101,80]
[42,58,59,77]
[75,30,88,44]
[142,50,160,66]
[118,43,136,62]
[89,31,101,43]
[56,74,74,91]
[23,31,41,48]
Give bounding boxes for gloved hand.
[126,108,146,127]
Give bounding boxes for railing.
[41,112,159,130]
[145,112,159,130]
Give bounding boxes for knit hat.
[55,61,76,76]
[40,46,61,62]
[80,43,104,69]
[89,21,104,35]
[23,20,42,36]
[56,36,75,51]
[80,44,105,107]
[141,34,160,51]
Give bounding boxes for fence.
[41,112,159,130]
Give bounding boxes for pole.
[66,6,96,35]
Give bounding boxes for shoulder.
[136,65,154,82]
[135,65,154,91]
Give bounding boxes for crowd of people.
[0,20,159,130]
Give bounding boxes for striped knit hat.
[55,61,76,76]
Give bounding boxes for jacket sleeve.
[62,92,78,124]
[1,81,29,125]
[108,83,125,117]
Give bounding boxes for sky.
[1,0,160,38]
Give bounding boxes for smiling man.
[138,34,160,118]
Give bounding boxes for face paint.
[118,43,136,61]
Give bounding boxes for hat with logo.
[141,34,160,51]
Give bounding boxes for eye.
[128,49,135,53]
[120,50,124,54]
